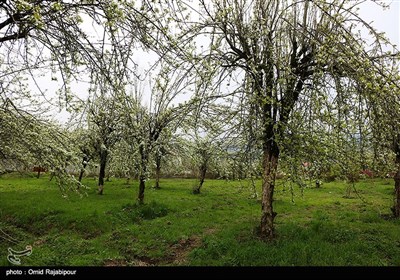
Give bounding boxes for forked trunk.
[260,141,280,240]
[97,150,107,195]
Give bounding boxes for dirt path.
[104,228,217,266]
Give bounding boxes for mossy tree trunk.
[259,134,280,240]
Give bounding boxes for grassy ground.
[0,173,399,266]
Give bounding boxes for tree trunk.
[97,150,107,195]
[193,164,207,194]
[78,168,84,183]
[138,175,145,204]
[137,145,148,204]
[154,157,161,189]
[250,175,258,199]
[393,153,400,218]
[394,170,400,218]
[260,140,280,241]
[78,162,87,183]
[49,171,55,181]
[37,168,41,179]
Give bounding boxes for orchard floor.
[0,174,399,266]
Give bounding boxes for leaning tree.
[0,0,127,184]
[141,0,400,240]
[86,95,122,195]
[183,100,238,194]
[119,70,197,204]
[214,0,397,239]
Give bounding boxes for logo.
[7,245,32,265]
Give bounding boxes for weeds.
[0,174,399,266]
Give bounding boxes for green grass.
[0,173,399,266]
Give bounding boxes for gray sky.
[359,0,399,47]
[42,1,400,124]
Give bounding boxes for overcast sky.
[45,0,400,124]
[359,0,399,47]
